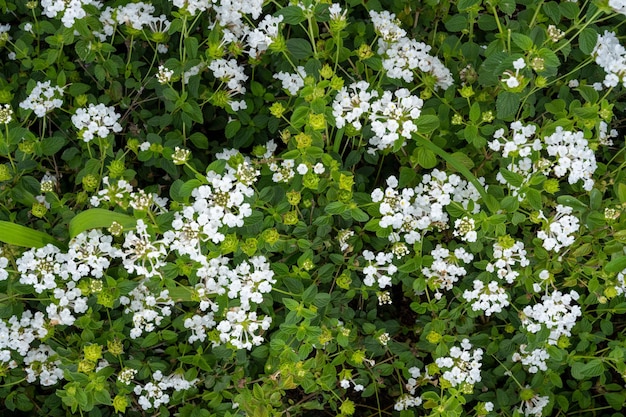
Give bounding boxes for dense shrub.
[0,0,626,416]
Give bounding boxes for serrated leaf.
[0,221,60,248]
[526,188,543,211]
[225,120,241,139]
[496,92,521,120]
[69,209,137,239]
[415,114,440,134]
[287,38,312,60]
[579,28,598,55]
[511,33,534,51]
[276,6,306,24]
[444,14,467,32]
[415,147,438,169]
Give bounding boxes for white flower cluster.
[490,121,540,158]
[0,248,8,281]
[368,89,423,153]
[521,290,581,345]
[332,81,424,153]
[269,159,296,183]
[0,310,48,363]
[338,229,355,252]
[362,250,397,289]
[369,9,453,89]
[453,216,477,242]
[164,169,254,252]
[599,120,619,146]
[422,245,473,299]
[512,345,550,374]
[370,10,406,42]
[119,281,174,339]
[134,370,198,410]
[16,244,66,294]
[519,392,550,417]
[40,0,101,28]
[19,81,65,118]
[486,239,530,284]
[273,66,307,96]
[371,170,481,244]
[544,127,596,191]
[71,103,123,142]
[122,220,168,278]
[216,309,273,350]
[463,280,510,316]
[592,31,626,88]
[490,122,598,197]
[209,58,248,95]
[96,2,170,39]
[435,339,483,388]
[536,205,580,252]
[243,14,283,58]
[394,367,425,411]
[24,344,64,386]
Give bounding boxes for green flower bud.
[269,102,286,118]
[108,339,124,356]
[356,43,373,60]
[84,344,102,362]
[459,85,474,98]
[338,173,354,191]
[351,349,365,365]
[82,174,99,192]
[113,394,129,414]
[426,331,442,344]
[97,291,115,308]
[520,387,536,401]
[221,234,239,254]
[329,75,344,91]
[108,159,126,178]
[0,164,11,182]
[302,172,319,190]
[261,228,280,245]
[240,237,258,256]
[543,178,560,194]
[340,399,356,416]
[319,64,334,79]
[308,113,326,131]
[286,190,301,205]
[295,132,312,149]
[269,34,287,53]
[31,202,47,218]
[18,141,35,154]
[78,359,96,373]
[283,211,299,225]
[336,272,352,290]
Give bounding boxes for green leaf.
[415,147,438,169]
[0,221,59,248]
[287,38,313,60]
[579,28,598,55]
[458,0,481,11]
[276,6,306,24]
[69,209,137,239]
[543,2,561,23]
[557,195,587,211]
[606,256,626,274]
[496,92,521,120]
[511,33,533,51]
[444,15,467,32]
[225,120,241,139]
[415,114,440,134]
[526,188,543,211]
[325,202,347,215]
[41,136,66,156]
[617,182,626,203]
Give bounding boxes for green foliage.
[0,0,625,416]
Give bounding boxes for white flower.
[273,66,307,96]
[71,103,123,142]
[19,81,65,117]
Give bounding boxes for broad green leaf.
[276,6,306,24]
[606,256,626,274]
[579,28,598,55]
[496,92,521,120]
[287,38,312,60]
[69,209,137,239]
[511,33,533,51]
[415,114,440,134]
[0,221,59,248]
